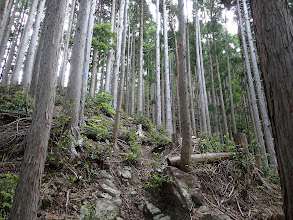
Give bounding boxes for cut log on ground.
[167,152,235,167]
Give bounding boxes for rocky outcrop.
[161,166,203,212]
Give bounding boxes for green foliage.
[150,153,164,170]
[198,132,236,153]
[85,92,115,116]
[92,22,116,54]
[148,129,170,147]
[134,115,153,131]
[0,174,18,218]
[262,166,280,184]
[82,202,96,220]
[84,116,113,142]
[0,91,33,113]
[121,128,141,163]
[144,174,174,189]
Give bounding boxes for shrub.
[83,116,113,142]
[148,129,170,147]
[134,115,153,131]
[0,91,33,113]
[85,92,115,116]
[144,174,174,189]
[0,174,18,218]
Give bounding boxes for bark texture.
[250,0,293,218]
[178,0,192,171]
[10,0,66,218]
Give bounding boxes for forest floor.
[0,90,284,220]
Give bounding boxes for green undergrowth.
[0,90,33,114]
[148,126,170,147]
[144,174,174,189]
[0,174,18,219]
[198,132,236,153]
[83,116,114,142]
[85,92,115,117]
[120,128,141,163]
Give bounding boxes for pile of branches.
[191,159,282,219]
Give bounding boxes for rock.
[80,205,90,219]
[197,205,211,214]
[99,170,113,179]
[159,216,171,220]
[121,166,132,179]
[95,199,119,220]
[153,214,165,220]
[130,190,138,196]
[198,212,232,220]
[138,204,144,212]
[116,217,123,220]
[143,202,161,218]
[112,197,122,207]
[161,166,203,212]
[98,178,121,197]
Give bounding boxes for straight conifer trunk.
[10,0,39,85]
[236,0,268,167]
[58,0,77,89]
[250,0,293,217]
[10,0,67,218]
[155,0,162,127]
[178,0,192,171]
[242,0,277,170]
[104,0,116,92]
[163,0,172,136]
[137,0,144,114]
[64,0,91,134]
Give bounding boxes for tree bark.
[163,0,172,136]
[137,0,144,114]
[178,0,192,171]
[10,0,39,85]
[64,0,91,134]
[242,0,277,170]
[58,0,77,89]
[0,0,10,28]
[10,0,66,218]
[90,49,99,96]
[237,0,268,167]
[155,0,161,127]
[250,0,293,218]
[79,0,97,124]
[104,0,116,92]
[112,0,125,109]
[167,152,234,167]
[22,0,46,89]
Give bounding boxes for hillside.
[0,90,284,220]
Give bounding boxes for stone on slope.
[161,166,203,212]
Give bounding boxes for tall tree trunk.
[137,0,144,114]
[0,0,10,28]
[0,0,16,67]
[178,0,192,171]
[10,0,67,218]
[161,50,165,125]
[236,0,268,167]
[22,0,46,90]
[113,0,129,143]
[250,0,293,217]
[187,23,196,136]
[163,0,172,136]
[130,18,136,115]
[125,26,132,113]
[155,0,161,127]
[58,0,77,89]
[104,0,116,92]
[224,11,237,135]
[242,0,277,170]
[64,0,91,134]
[90,49,99,96]
[1,0,23,86]
[79,0,97,124]
[112,0,126,109]
[197,14,211,133]
[10,0,39,85]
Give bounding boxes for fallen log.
[166,152,235,167]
